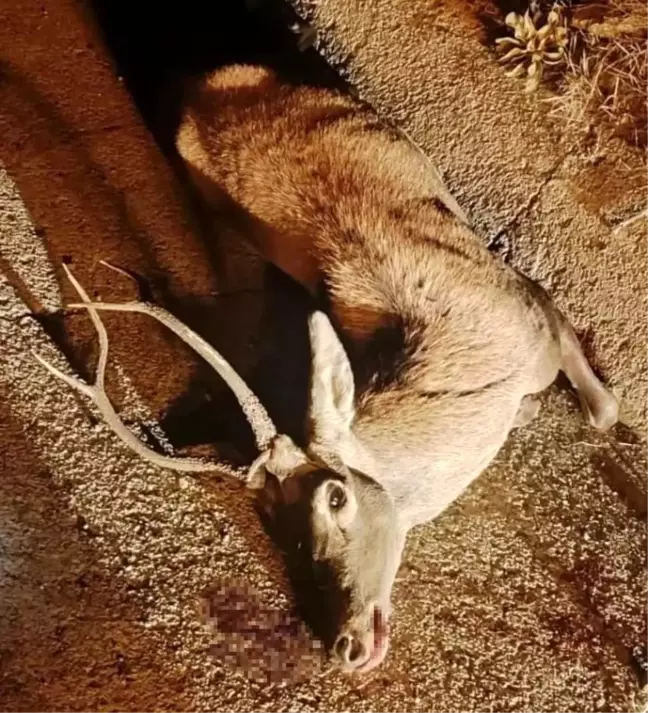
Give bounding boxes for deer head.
[33,264,406,673]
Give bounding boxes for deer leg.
[555,315,619,430]
[513,395,541,428]
[517,271,618,431]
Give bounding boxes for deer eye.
[328,484,347,511]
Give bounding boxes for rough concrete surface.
[0,0,646,711]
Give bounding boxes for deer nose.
[334,633,369,668]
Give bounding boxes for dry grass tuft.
[630,683,648,713]
[556,0,647,146]
[495,1,647,147]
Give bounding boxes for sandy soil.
[1,0,646,711]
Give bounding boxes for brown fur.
[158,64,627,672]
[177,66,532,390]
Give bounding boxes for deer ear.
[307,311,356,444]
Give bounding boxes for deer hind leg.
[554,313,619,430]
[521,273,619,431]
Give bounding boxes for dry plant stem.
[97,258,138,284]
[613,208,648,234]
[559,4,646,144]
[497,2,646,145]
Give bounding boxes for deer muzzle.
[333,604,390,673]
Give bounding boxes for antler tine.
[70,261,278,452]
[67,300,278,451]
[33,264,225,474]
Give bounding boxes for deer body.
[36,65,618,676]
[176,65,613,527]
[170,66,617,670]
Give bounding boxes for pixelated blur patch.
[200,580,325,683]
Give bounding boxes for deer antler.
[33,263,278,475]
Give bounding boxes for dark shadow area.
[590,426,648,520]
[69,0,343,456]
[83,0,346,154]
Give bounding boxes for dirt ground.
[0,0,646,711]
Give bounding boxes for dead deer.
[34,63,619,675]
[172,64,619,660]
[34,264,402,674]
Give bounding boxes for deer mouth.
[357,606,390,673]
